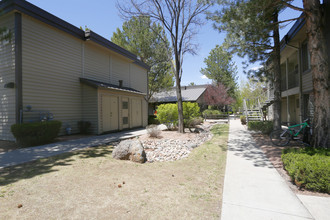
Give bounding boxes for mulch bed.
[251,132,329,197]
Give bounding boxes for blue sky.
[27,0,303,86]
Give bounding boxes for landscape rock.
[112,139,146,163]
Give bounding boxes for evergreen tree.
[208,0,289,130]
[111,16,174,100]
[200,45,238,98]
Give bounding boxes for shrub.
[11,120,62,147]
[156,103,178,129]
[282,147,330,193]
[247,121,273,134]
[183,102,201,127]
[78,121,91,134]
[240,116,246,125]
[148,115,159,125]
[156,102,201,130]
[183,102,200,119]
[202,109,222,116]
[146,124,161,138]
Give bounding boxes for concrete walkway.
[221,119,314,220]
[0,126,166,169]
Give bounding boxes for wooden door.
[132,99,142,127]
[101,95,118,132]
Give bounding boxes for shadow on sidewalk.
[0,145,113,187]
[229,129,274,169]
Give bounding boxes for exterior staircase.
[243,98,264,123]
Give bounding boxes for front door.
[101,95,119,132]
[131,98,142,128]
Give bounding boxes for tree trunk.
[175,68,184,133]
[272,11,282,130]
[303,0,330,148]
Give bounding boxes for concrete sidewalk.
[0,126,166,169]
[221,119,314,220]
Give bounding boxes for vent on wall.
[123,117,128,125]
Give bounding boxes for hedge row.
[282,147,330,193]
[11,120,62,147]
[247,121,273,134]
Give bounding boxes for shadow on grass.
[209,124,229,152]
[0,145,113,187]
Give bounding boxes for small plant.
[240,116,246,125]
[78,121,91,134]
[11,120,62,147]
[248,121,273,134]
[185,117,204,132]
[146,124,161,138]
[282,147,330,193]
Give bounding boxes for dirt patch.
[251,133,329,197]
[0,124,229,219]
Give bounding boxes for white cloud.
[201,75,208,79]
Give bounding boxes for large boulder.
[112,139,146,163]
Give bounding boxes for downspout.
[15,12,23,124]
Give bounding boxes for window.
[123,117,128,124]
[122,101,128,109]
[301,42,310,72]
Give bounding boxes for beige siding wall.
[130,64,148,94]
[84,43,110,83]
[302,71,313,93]
[111,55,130,87]
[82,84,98,134]
[21,14,83,134]
[0,13,16,140]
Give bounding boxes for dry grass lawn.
[0,124,228,220]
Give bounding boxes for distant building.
[149,85,208,115]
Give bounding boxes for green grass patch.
[282,147,330,193]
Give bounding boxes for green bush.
[247,121,273,134]
[156,102,201,129]
[156,103,178,129]
[11,120,62,147]
[78,121,91,134]
[202,109,222,116]
[282,147,330,193]
[240,116,246,125]
[183,102,201,127]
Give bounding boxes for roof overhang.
[80,78,146,96]
[0,0,150,70]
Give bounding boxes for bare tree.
[117,0,211,133]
